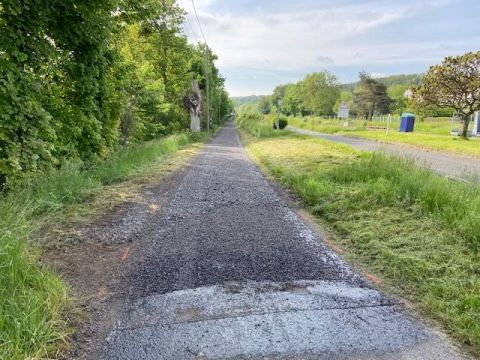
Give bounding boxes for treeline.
[0,0,232,187]
[342,73,423,91]
[243,71,451,120]
[232,95,264,107]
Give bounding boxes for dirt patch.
[43,160,193,359]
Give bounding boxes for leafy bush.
[236,113,291,138]
[273,116,288,130]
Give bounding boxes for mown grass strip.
[0,131,209,359]
[288,116,480,158]
[238,116,480,355]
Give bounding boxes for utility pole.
[204,48,210,132]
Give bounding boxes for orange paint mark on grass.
[364,272,383,286]
[324,238,343,253]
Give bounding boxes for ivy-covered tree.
[414,52,480,138]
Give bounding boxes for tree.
[414,52,480,138]
[257,96,271,115]
[299,72,339,115]
[353,72,391,120]
[282,84,304,116]
[270,84,288,112]
[183,80,202,132]
[388,85,411,115]
[0,0,231,187]
[0,0,120,180]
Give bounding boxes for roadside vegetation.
[288,116,480,158]
[0,132,211,359]
[236,52,480,157]
[237,114,480,355]
[1,1,233,358]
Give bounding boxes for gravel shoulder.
[288,126,480,183]
[95,122,468,359]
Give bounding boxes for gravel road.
[288,126,480,182]
[100,123,467,359]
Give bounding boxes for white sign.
[474,111,480,135]
[337,102,349,119]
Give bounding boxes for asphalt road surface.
[101,123,466,359]
[288,126,480,183]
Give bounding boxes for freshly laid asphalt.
[288,126,480,183]
[101,123,466,359]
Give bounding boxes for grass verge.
[238,115,480,355]
[288,116,480,158]
[0,131,210,359]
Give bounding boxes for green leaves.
[0,0,232,187]
[414,51,480,137]
[352,72,391,120]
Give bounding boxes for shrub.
[273,116,288,130]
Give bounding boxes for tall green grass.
[0,132,207,359]
[0,198,68,359]
[243,131,480,354]
[328,154,480,251]
[235,113,291,138]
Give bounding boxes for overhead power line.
[179,0,199,43]
[189,0,211,131]
[190,0,208,44]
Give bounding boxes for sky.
[180,0,480,96]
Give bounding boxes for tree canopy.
[352,72,391,120]
[414,51,480,137]
[0,0,232,186]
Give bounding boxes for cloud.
[316,56,334,65]
[180,0,480,95]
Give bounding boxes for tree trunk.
[461,115,470,139]
[190,108,200,132]
[186,80,201,133]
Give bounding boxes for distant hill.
[234,74,423,103]
[231,95,264,107]
[342,73,423,91]
[376,74,423,87]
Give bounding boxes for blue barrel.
[400,113,415,132]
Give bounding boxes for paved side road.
[288,126,480,182]
[101,123,467,359]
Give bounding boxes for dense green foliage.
[270,72,340,117]
[352,72,391,120]
[0,1,232,358]
[273,116,288,130]
[0,0,232,187]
